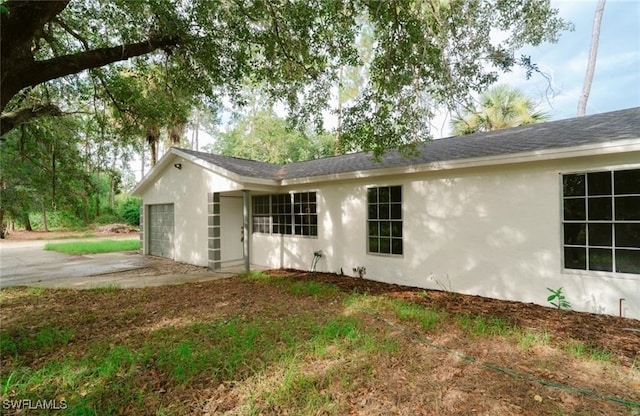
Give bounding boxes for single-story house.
[132,107,640,319]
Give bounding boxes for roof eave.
[131,148,280,196]
[279,138,640,186]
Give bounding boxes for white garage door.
[148,204,174,258]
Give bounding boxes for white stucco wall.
[138,156,244,266]
[251,152,640,319]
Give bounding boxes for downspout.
[243,190,251,273]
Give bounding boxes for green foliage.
[44,239,140,254]
[209,103,334,163]
[547,287,571,310]
[116,196,141,226]
[2,0,571,156]
[451,85,550,135]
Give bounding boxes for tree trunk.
[0,208,5,239]
[41,202,49,232]
[577,0,606,116]
[23,210,32,231]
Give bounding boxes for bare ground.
[2,267,639,415]
[1,230,639,414]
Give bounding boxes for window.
[252,195,271,233]
[271,194,292,234]
[367,185,403,255]
[294,192,317,236]
[562,169,640,274]
[251,193,318,236]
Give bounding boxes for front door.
[220,197,244,265]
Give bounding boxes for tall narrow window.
[367,185,403,255]
[271,194,292,235]
[562,169,640,274]
[252,195,271,233]
[294,192,317,236]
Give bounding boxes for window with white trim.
[251,195,271,234]
[251,193,318,237]
[293,192,317,236]
[562,169,640,274]
[367,185,403,255]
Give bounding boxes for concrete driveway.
[0,238,230,289]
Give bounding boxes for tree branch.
[2,35,180,112]
[0,1,70,60]
[0,104,62,136]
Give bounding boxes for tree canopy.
[1,0,571,155]
[451,85,550,135]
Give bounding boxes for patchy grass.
[44,239,140,254]
[1,273,638,415]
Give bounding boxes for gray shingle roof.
[178,107,639,181]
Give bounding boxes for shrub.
[116,196,140,226]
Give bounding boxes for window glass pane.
[369,237,378,252]
[392,239,403,255]
[587,197,612,220]
[310,226,317,236]
[391,222,403,237]
[390,186,401,202]
[379,238,391,254]
[589,248,612,272]
[379,187,390,203]
[564,247,586,270]
[564,223,586,245]
[587,172,611,195]
[588,223,612,247]
[309,193,316,203]
[379,204,390,219]
[368,221,379,237]
[380,222,391,237]
[563,174,585,196]
[564,198,585,220]
[615,249,640,274]
[367,188,378,204]
[615,223,640,248]
[391,203,402,219]
[368,204,378,220]
[614,169,640,195]
[615,196,640,220]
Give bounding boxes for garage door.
[148,204,174,258]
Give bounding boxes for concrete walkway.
[0,238,244,289]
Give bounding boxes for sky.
[491,0,639,124]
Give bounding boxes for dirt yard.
[2,230,639,414]
[0,260,640,416]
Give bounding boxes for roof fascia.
[131,148,279,196]
[280,138,640,186]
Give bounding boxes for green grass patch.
[389,299,448,331]
[44,239,140,254]
[517,329,551,350]
[455,313,514,337]
[287,280,340,297]
[1,326,75,356]
[91,284,122,293]
[239,270,271,281]
[564,340,613,362]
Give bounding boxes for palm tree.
[451,85,549,135]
